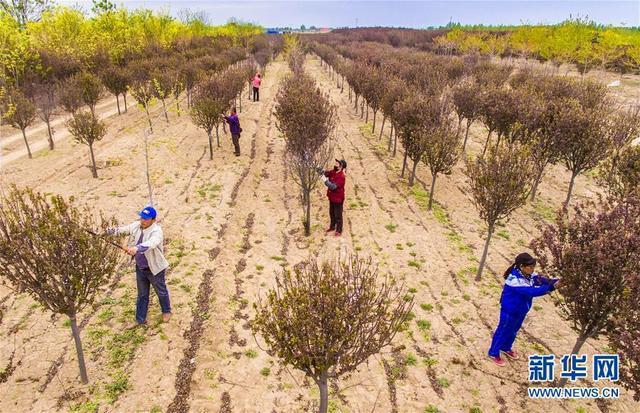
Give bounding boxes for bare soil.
[0,55,637,413]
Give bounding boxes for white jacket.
[114,221,169,275]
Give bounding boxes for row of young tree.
[312,21,640,76]
[0,17,280,387]
[1,30,282,175]
[312,38,639,267]
[311,37,640,398]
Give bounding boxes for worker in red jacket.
[319,159,347,236]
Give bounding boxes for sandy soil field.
[0,55,638,413]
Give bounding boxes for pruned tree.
[465,142,534,280]
[5,88,36,159]
[422,95,461,210]
[606,105,640,175]
[274,73,336,236]
[129,78,155,132]
[552,96,612,206]
[531,196,640,387]
[0,185,122,383]
[78,71,103,117]
[190,75,228,160]
[598,145,640,200]
[252,253,413,413]
[59,75,84,115]
[66,111,107,178]
[170,69,185,116]
[33,82,58,150]
[99,66,130,115]
[380,77,407,154]
[394,92,443,187]
[152,69,172,122]
[610,262,640,400]
[452,76,482,152]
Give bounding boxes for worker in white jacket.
[109,206,171,325]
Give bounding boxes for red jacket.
[325,169,346,203]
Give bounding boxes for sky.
[58,1,640,28]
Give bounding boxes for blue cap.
[138,206,157,220]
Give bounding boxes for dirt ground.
[0,55,638,413]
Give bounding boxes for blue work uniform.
[488,268,554,358]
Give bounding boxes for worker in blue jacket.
[488,252,559,366]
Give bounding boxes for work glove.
[320,175,328,183]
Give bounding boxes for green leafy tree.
[0,0,54,27]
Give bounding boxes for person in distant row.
[221,108,242,156]
[252,73,262,102]
[488,252,559,366]
[108,206,171,327]
[318,159,347,236]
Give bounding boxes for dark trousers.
[231,133,241,155]
[252,87,259,101]
[488,309,527,357]
[136,266,171,323]
[329,201,344,233]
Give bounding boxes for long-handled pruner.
[83,229,130,254]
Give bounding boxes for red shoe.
[502,350,519,360]
[335,232,342,237]
[489,355,506,366]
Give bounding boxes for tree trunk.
[160,100,168,122]
[349,86,352,102]
[239,92,242,113]
[46,121,54,150]
[318,370,329,413]
[361,100,365,119]
[69,314,88,384]
[123,93,128,112]
[558,334,589,388]
[304,189,311,236]
[365,104,368,122]
[565,170,578,207]
[379,116,386,140]
[175,97,180,117]
[88,143,98,178]
[372,110,377,133]
[145,108,153,132]
[530,168,544,202]
[21,128,32,159]
[462,120,471,152]
[115,94,121,115]
[456,116,462,137]
[401,149,408,177]
[476,224,494,281]
[393,127,398,157]
[354,94,358,110]
[144,130,154,205]
[248,82,252,100]
[409,157,419,186]
[428,174,437,210]
[208,131,214,160]
[481,129,492,157]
